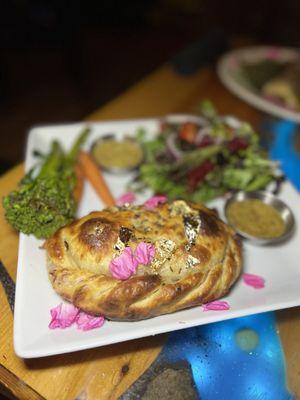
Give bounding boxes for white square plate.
[14,119,300,358]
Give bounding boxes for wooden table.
[1,63,300,400]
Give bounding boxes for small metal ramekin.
[224,191,295,245]
[90,134,144,174]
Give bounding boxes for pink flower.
[134,242,155,265]
[144,195,168,209]
[266,47,280,60]
[116,191,136,206]
[109,247,138,280]
[49,303,106,331]
[229,57,238,69]
[243,273,265,289]
[76,312,105,331]
[49,303,79,329]
[202,300,230,311]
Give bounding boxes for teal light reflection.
[160,312,293,399]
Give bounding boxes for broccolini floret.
[3,128,90,239]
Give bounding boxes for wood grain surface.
[0,65,299,399]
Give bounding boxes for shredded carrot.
[79,151,115,207]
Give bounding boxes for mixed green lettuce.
[132,102,280,203]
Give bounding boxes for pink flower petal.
[202,300,230,311]
[76,312,105,331]
[116,191,136,206]
[266,47,280,60]
[243,273,265,289]
[134,242,156,265]
[109,247,138,280]
[229,57,238,69]
[49,303,79,329]
[144,195,167,209]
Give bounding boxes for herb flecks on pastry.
[45,200,242,321]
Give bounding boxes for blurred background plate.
[217,46,300,122]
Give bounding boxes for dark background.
[0,0,300,171]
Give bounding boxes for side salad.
[132,101,282,203]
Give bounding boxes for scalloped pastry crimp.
[45,200,242,321]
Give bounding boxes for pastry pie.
[45,200,242,321]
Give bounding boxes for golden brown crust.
[45,200,242,321]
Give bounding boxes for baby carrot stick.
[79,151,116,207]
[73,162,84,204]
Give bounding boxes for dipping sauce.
[91,138,144,172]
[227,199,286,239]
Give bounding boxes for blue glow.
[158,312,294,399]
[263,118,300,190]
[150,118,297,399]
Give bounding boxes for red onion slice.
[166,132,183,160]
[163,114,209,126]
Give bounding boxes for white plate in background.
[217,46,300,122]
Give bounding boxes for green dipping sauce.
[92,139,144,171]
[227,199,285,239]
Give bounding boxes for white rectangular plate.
[14,119,300,358]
